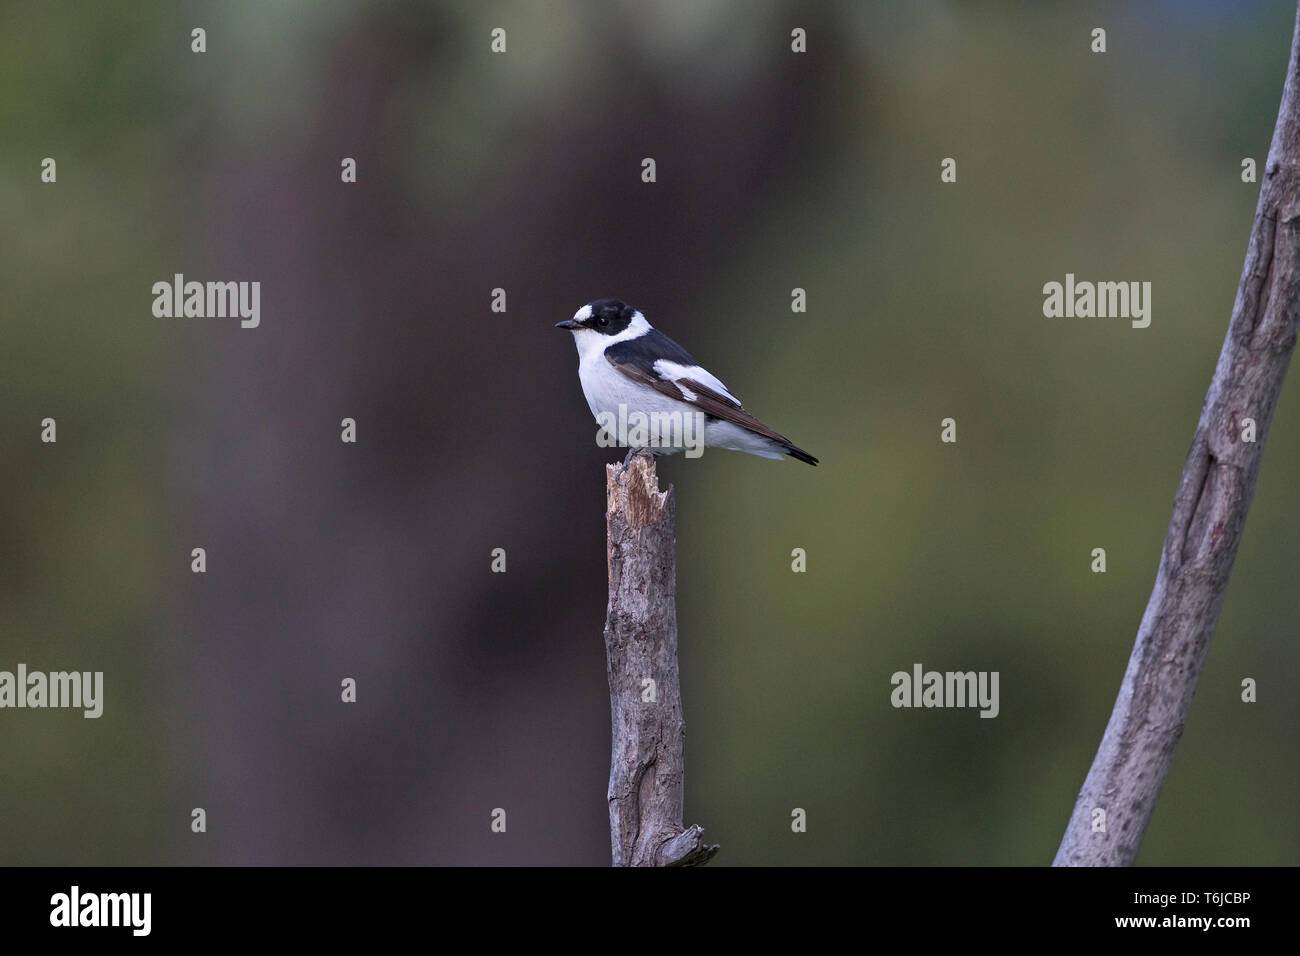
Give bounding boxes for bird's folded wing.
[606,354,797,447]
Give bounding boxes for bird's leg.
[616,444,652,478]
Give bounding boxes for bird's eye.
[596,314,608,326]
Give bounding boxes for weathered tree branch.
[604,452,718,866]
[1054,5,1300,866]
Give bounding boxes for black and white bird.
[555,298,818,465]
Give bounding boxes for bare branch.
[604,452,718,867]
[1054,4,1300,866]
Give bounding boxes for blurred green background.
[1,0,1296,865]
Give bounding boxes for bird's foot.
[617,445,653,478]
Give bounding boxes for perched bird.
[555,298,818,465]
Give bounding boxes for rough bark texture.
[1054,6,1300,866]
[604,453,718,867]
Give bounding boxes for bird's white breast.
[567,315,660,419]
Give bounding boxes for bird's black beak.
[554,319,583,330]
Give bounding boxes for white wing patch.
[653,360,740,405]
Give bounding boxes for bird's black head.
[555,298,638,335]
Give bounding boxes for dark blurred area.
[1,1,1296,865]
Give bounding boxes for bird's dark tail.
[783,442,819,466]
